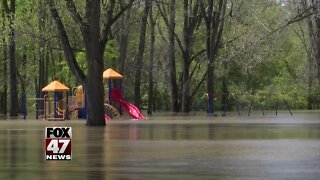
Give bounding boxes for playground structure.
[103,68,146,120]
[68,85,87,118]
[25,81,86,120]
[24,68,146,121]
[42,81,69,120]
[104,103,121,119]
[24,70,294,120]
[24,79,292,120]
[195,92,293,116]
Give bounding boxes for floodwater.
[0,111,320,179]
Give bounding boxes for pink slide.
[111,89,146,120]
[117,99,145,119]
[104,114,110,121]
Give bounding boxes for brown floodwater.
[0,111,320,179]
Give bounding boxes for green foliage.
[0,0,319,115]
[104,39,119,67]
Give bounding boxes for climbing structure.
[103,68,146,120]
[104,103,121,119]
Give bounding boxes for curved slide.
[111,88,146,120]
[105,114,110,121]
[116,98,145,119]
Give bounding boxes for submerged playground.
[22,68,145,121]
[0,68,318,179]
[20,67,295,121]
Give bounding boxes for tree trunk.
[49,0,132,125]
[205,0,214,114]
[304,0,315,109]
[168,0,179,112]
[38,52,45,109]
[153,81,157,111]
[311,1,320,88]
[205,0,226,114]
[45,47,49,85]
[1,9,8,115]
[181,0,191,112]
[48,0,105,126]
[181,0,201,112]
[84,51,105,126]
[118,5,131,73]
[83,0,105,126]
[221,61,228,112]
[117,4,131,106]
[181,52,191,112]
[147,6,155,115]
[3,0,19,117]
[207,63,214,113]
[37,0,46,111]
[18,54,27,113]
[134,0,151,109]
[303,0,318,109]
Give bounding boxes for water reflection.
[86,127,105,180]
[106,124,320,140]
[0,129,41,180]
[0,116,319,179]
[170,124,177,140]
[0,130,8,167]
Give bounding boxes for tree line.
[1,0,320,125]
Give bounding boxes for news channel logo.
[45,127,72,160]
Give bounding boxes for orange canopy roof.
[103,68,123,79]
[42,80,70,92]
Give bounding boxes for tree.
[0,7,7,115]
[296,0,320,109]
[158,0,180,112]
[298,0,316,109]
[179,0,202,112]
[17,54,27,113]
[308,0,320,99]
[201,0,227,113]
[3,0,19,116]
[168,0,180,112]
[118,2,131,73]
[48,0,133,126]
[37,0,49,112]
[0,0,317,119]
[134,0,152,109]
[311,0,320,80]
[147,5,156,115]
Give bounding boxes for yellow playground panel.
[67,85,86,118]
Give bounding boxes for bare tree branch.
[190,68,208,100]
[157,1,169,27]
[100,0,135,47]
[189,61,201,81]
[2,0,10,13]
[174,32,185,56]
[220,32,246,47]
[157,1,185,55]
[65,0,87,33]
[10,0,14,12]
[48,0,86,85]
[157,22,168,43]
[191,49,206,60]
